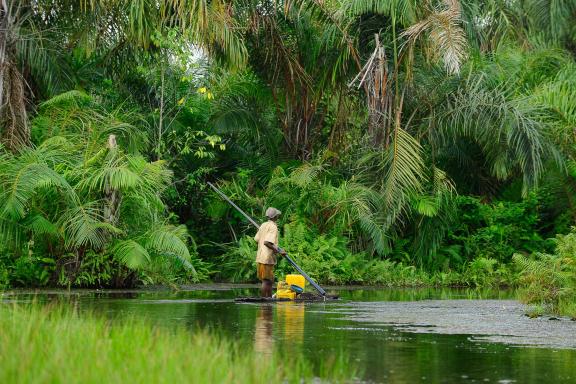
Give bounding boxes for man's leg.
[258,263,266,297]
[266,264,275,297]
[262,279,273,298]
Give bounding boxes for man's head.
[265,207,281,221]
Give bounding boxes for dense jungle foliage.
[1,1,576,289]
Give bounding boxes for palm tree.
[0,0,250,151]
[1,2,33,150]
[0,91,195,287]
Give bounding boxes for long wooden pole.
[207,182,326,296]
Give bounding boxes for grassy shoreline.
[1,257,518,290]
[0,304,354,384]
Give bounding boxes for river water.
[2,286,575,383]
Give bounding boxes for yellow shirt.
[254,220,278,265]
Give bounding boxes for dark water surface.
[3,286,575,383]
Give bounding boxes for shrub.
[445,195,553,264]
[514,230,576,317]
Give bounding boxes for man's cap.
[265,207,281,219]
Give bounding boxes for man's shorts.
[257,263,275,281]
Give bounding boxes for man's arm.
[264,241,287,255]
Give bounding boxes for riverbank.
[0,257,518,290]
[0,304,353,384]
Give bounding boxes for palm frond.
[358,214,390,255]
[411,166,457,265]
[38,91,92,110]
[0,217,24,249]
[113,239,151,269]
[77,154,141,193]
[144,225,193,270]
[401,0,468,75]
[412,195,439,217]
[525,0,576,40]
[288,163,324,188]
[381,127,425,223]
[165,0,248,67]
[434,77,557,194]
[15,21,74,96]
[0,161,72,220]
[60,202,121,250]
[340,0,419,25]
[23,214,58,236]
[325,181,382,226]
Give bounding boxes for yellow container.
[286,274,305,291]
[276,289,296,300]
[276,281,290,290]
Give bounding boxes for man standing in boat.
[254,207,285,297]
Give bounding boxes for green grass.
[0,304,354,384]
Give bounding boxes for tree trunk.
[349,34,392,148]
[0,1,30,151]
[104,134,120,224]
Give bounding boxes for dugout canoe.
[234,294,339,303]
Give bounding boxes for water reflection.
[254,305,274,355]
[254,303,306,355]
[276,302,305,346]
